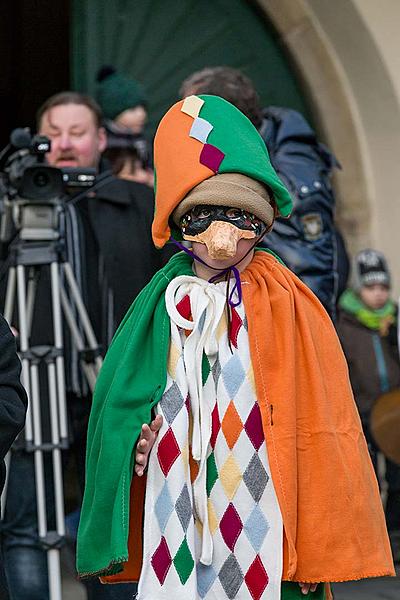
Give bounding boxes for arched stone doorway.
[258,0,400,268]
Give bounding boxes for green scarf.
[339,289,395,331]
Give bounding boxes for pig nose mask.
[180,205,265,260]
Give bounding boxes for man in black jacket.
[0,314,27,600]
[0,92,168,600]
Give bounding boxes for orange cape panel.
[104,252,394,584]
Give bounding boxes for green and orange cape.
[76,250,394,587]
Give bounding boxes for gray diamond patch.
[243,453,269,502]
[212,356,221,385]
[175,483,192,532]
[160,382,184,424]
[219,554,243,599]
[198,309,207,334]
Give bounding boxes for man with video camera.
[0,92,168,600]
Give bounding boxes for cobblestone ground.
[62,571,400,600]
[332,574,400,599]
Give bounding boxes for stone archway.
[257,0,400,268]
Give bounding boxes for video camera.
[0,128,96,243]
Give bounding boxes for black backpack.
[259,106,349,318]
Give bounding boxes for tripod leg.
[59,284,98,392]
[50,262,68,443]
[62,262,103,371]
[18,264,63,600]
[16,265,33,444]
[4,265,16,324]
[47,360,65,600]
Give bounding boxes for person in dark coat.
[0,91,170,600]
[337,249,400,560]
[179,66,350,320]
[0,313,27,600]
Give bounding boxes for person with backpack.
[179,66,349,319]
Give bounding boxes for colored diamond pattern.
[221,401,243,449]
[202,352,211,385]
[189,117,213,144]
[176,294,191,320]
[220,503,243,551]
[222,354,245,399]
[189,449,199,483]
[216,314,227,340]
[207,499,219,534]
[155,480,174,533]
[157,428,180,477]
[219,454,242,500]
[199,144,225,173]
[244,555,269,600]
[219,554,244,599]
[229,307,243,349]
[244,504,270,552]
[175,483,192,532]
[243,453,269,502]
[151,536,172,584]
[160,382,184,424]
[244,402,264,450]
[206,452,218,497]
[247,365,257,396]
[212,356,221,384]
[210,402,221,449]
[198,308,207,334]
[173,536,195,584]
[167,341,180,379]
[197,563,217,598]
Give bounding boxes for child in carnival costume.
[76,96,394,599]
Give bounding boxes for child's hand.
[135,415,163,476]
[298,582,318,595]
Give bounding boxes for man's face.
[39,103,107,169]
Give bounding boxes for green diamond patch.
[206,452,218,497]
[173,536,194,584]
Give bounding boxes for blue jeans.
[0,450,137,600]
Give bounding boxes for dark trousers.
[0,401,137,600]
[363,422,400,532]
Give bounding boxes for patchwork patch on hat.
[181,95,204,118]
[189,117,213,144]
[200,144,225,173]
[181,95,225,174]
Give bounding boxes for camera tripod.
[1,209,102,600]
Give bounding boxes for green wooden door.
[72,0,309,131]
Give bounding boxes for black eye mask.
[180,205,265,237]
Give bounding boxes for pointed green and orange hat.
[152,94,292,248]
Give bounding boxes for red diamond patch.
[220,503,243,551]
[210,402,221,449]
[229,307,243,348]
[151,536,172,585]
[244,402,264,450]
[245,555,269,600]
[157,427,180,476]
